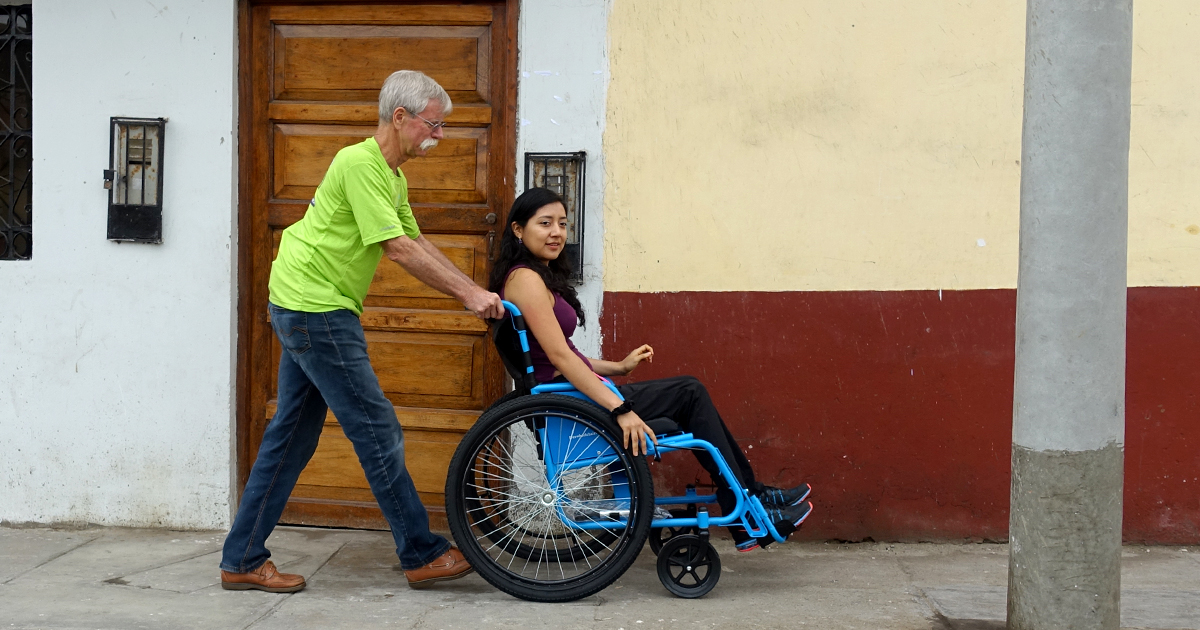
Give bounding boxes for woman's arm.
[587,345,654,377]
[504,269,657,455]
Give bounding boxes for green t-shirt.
[269,137,420,315]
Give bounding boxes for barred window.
[0,5,31,261]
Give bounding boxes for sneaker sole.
[736,541,760,553]
[406,566,475,589]
[221,581,306,593]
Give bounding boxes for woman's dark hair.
[488,187,585,325]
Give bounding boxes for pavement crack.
[239,593,295,630]
[896,557,946,627]
[305,541,347,582]
[926,605,957,630]
[2,535,99,585]
[97,545,224,588]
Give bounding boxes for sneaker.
[769,501,813,538]
[730,502,814,551]
[728,526,760,553]
[760,483,811,508]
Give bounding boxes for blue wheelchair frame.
[500,300,791,544]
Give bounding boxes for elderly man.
[219,70,504,593]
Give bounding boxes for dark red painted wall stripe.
[600,288,1200,543]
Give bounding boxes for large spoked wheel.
[446,394,654,602]
[656,535,721,598]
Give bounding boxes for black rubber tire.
[648,509,699,556]
[487,388,525,409]
[656,535,721,599]
[446,394,654,602]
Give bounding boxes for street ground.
[1,525,1197,630]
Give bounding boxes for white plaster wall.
[0,0,238,528]
[515,0,610,358]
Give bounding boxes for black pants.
[617,375,762,516]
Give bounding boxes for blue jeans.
[220,304,450,572]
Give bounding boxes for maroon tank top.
[500,265,593,383]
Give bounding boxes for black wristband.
[610,400,634,420]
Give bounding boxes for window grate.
[0,5,31,261]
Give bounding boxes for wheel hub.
[540,491,555,505]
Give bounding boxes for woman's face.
[513,202,567,263]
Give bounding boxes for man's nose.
[432,125,445,140]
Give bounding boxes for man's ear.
[392,107,407,126]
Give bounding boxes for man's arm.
[381,236,504,319]
[416,235,475,285]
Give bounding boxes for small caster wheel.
[656,534,721,598]
[649,510,699,556]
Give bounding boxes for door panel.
[272,24,490,103]
[239,1,516,531]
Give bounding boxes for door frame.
[233,0,519,506]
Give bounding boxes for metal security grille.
[0,5,31,261]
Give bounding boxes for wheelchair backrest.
[493,301,539,393]
[494,300,627,404]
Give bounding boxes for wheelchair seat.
[645,417,682,434]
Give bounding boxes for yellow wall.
[1128,3,1200,286]
[603,1,1200,292]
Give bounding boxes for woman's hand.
[616,410,658,456]
[620,344,654,375]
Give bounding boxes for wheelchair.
[444,301,812,602]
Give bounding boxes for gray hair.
[378,70,452,122]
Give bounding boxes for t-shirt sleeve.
[342,162,417,246]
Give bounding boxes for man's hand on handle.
[464,286,505,320]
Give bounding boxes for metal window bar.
[0,5,32,261]
[107,117,165,243]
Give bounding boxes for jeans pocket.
[270,306,311,355]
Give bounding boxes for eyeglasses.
[411,112,447,130]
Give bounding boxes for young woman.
[488,187,811,551]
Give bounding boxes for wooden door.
[237,1,516,530]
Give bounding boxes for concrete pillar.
[1008,1,1132,629]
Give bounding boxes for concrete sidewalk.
[1,525,1197,630]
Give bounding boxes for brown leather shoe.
[403,547,474,589]
[220,560,306,593]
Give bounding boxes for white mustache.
[420,139,439,151]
